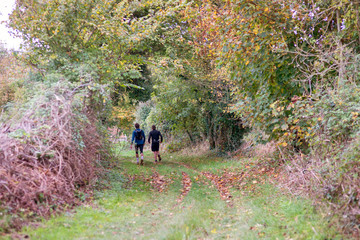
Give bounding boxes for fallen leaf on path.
[202,172,233,205]
[175,172,192,204]
[149,170,171,192]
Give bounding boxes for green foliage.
[134,100,154,133]
[8,0,183,83]
[260,86,360,151]
[342,134,360,163]
[0,51,29,107]
[147,55,248,151]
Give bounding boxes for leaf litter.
[176,171,192,203]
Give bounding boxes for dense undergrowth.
[240,133,360,237]
[0,66,111,233]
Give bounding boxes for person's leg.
[135,144,139,164]
[158,151,161,161]
[140,144,144,165]
[157,143,161,161]
[151,143,157,163]
[153,151,157,162]
[154,151,160,162]
[140,153,144,165]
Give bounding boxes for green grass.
[18,150,342,240]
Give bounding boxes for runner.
[148,125,163,163]
[130,123,145,165]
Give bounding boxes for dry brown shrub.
[178,141,210,156]
[278,149,360,237]
[234,139,277,160]
[0,89,102,228]
[237,138,360,236]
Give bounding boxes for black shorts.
[151,142,160,152]
[135,144,144,154]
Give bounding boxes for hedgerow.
[0,76,110,232]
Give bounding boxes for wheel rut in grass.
[171,159,234,206]
[146,158,275,207]
[202,172,233,207]
[175,171,192,204]
[148,169,171,193]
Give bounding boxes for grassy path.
[20,150,340,239]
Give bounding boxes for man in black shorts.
[148,125,163,163]
[131,123,145,165]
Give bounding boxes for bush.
[0,78,107,232]
[0,52,29,106]
[276,86,360,235]
[278,87,360,152]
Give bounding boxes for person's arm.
[160,132,163,143]
[148,131,151,144]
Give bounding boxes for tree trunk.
[186,130,195,144]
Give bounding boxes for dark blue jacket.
[132,129,145,145]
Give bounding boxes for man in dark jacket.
[131,123,146,165]
[148,125,163,163]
